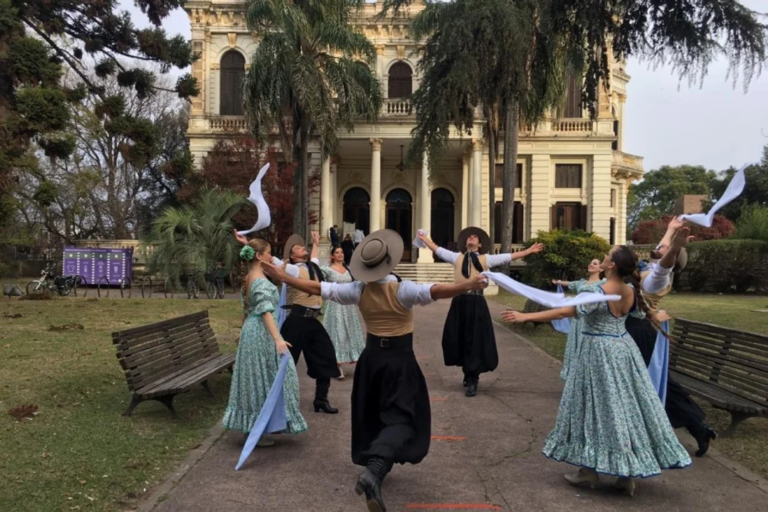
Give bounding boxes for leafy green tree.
[243,0,383,239]
[627,165,717,233]
[0,0,199,234]
[144,188,246,286]
[522,229,611,288]
[384,0,766,248]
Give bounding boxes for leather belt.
[290,304,322,319]
[463,289,484,296]
[366,333,413,350]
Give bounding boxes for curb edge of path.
[491,317,768,496]
[134,423,227,512]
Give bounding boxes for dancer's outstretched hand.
[655,310,672,323]
[501,310,527,324]
[311,231,320,244]
[671,226,694,249]
[233,229,248,246]
[667,216,686,231]
[469,274,489,290]
[262,261,287,283]
[526,242,544,255]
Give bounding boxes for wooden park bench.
[113,310,235,417]
[669,318,768,436]
[522,299,552,328]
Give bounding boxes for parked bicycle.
[205,265,227,299]
[186,272,201,299]
[26,263,82,297]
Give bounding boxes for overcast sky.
[121,0,768,173]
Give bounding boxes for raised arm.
[552,279,572,287]
[430,275,488,300]
[263,262,321,296]
[510,242,544,261]
[418,232,440,253]
[310,231,320,261]
[502,306,577,324]
[657,216,684,256]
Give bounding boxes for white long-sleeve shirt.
[273,257,322,309]
[320,275,435,309]
[434,247,512,268]
[642,262,673,295]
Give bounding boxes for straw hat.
[283,234,305,262]
[457,226,492,255]
[349,229,404,283]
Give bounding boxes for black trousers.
[351,334,431,467]
[625,316,707,432]
[281,311,340,380]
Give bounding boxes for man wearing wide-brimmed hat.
[279,231,342,414]
[626,216,718,457]
[264,229,488,512]
[418,227,543,397]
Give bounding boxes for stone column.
[470,139,483,226]
[418,153,432,263]
[529,154,551,236]
[370,139,383,232]
[331,159,338,227]
[591,153,612,240]
[617,178,629,245]
[461,154,469,228]
[320,157,331,241]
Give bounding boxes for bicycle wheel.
[77,276,88,298]
[216,281,225,299]
[141,277,153,298]
[26,282,42,296]
[120,278,132,298]
[97,277,110,298]
[59,282,71,296]
[206,282,215,299]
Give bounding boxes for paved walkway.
[149,300,768,511]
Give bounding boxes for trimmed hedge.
[522,230,611,288]
[678,239,768,293]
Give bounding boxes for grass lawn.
[0,296,242,511]
[491,291,768,479]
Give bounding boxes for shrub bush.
[631,214,735,244]
[679,239,768,293]
[735,205,768,242]
[522,230,611,288]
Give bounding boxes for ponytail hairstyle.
[330,245,354,281]
[240,238,271,309]
[613,245,670,338]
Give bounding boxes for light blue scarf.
[648,320,670,405]
[551,284,571,333]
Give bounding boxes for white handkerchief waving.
[412,229,429,248]
[679,165,746,227]
[237,163,271,236]
[483,271,621,308]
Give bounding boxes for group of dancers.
[221,216,714,511]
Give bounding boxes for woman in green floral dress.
[503,246,690,496]
[223,239,308,442]
[552,258,605,381]
[321,246,366,379]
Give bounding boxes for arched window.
[388,62,413,98]
[431,188,455,254]
[343,187,370,234]
[220,51,245,116]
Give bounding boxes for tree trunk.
[292,122,311,240]
[501,100,519,255]
[484,106,497,247]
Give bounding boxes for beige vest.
[640,268,671,315]
[286,265,322,309]
[454,253,488,284]
[358,282,414,337]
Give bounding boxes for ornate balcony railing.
[209,116,248,132]
[552,119,595,133]
[383,98,413,116]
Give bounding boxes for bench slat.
[112,311,209,342]
[127,344,220,390]
[115,320,211,357]
[120,328,216,368]
[670,371,768,415]
[144,355,235,398]
[138,353,233,397]
[669,342,768,382]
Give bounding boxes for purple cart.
[63,247,134,291]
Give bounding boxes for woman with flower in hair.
[222,239,307,444]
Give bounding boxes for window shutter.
[580,205,588,231]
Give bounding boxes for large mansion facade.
[184,0,644,263]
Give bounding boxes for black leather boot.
[465,375,479,397]
[313,378,339,414]
[355,458,390,512]
[691,422,718,457]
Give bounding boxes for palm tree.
[243,0,383,239]
[143,188,246,287]
[385,0,765,253]
[404,0,567,253]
